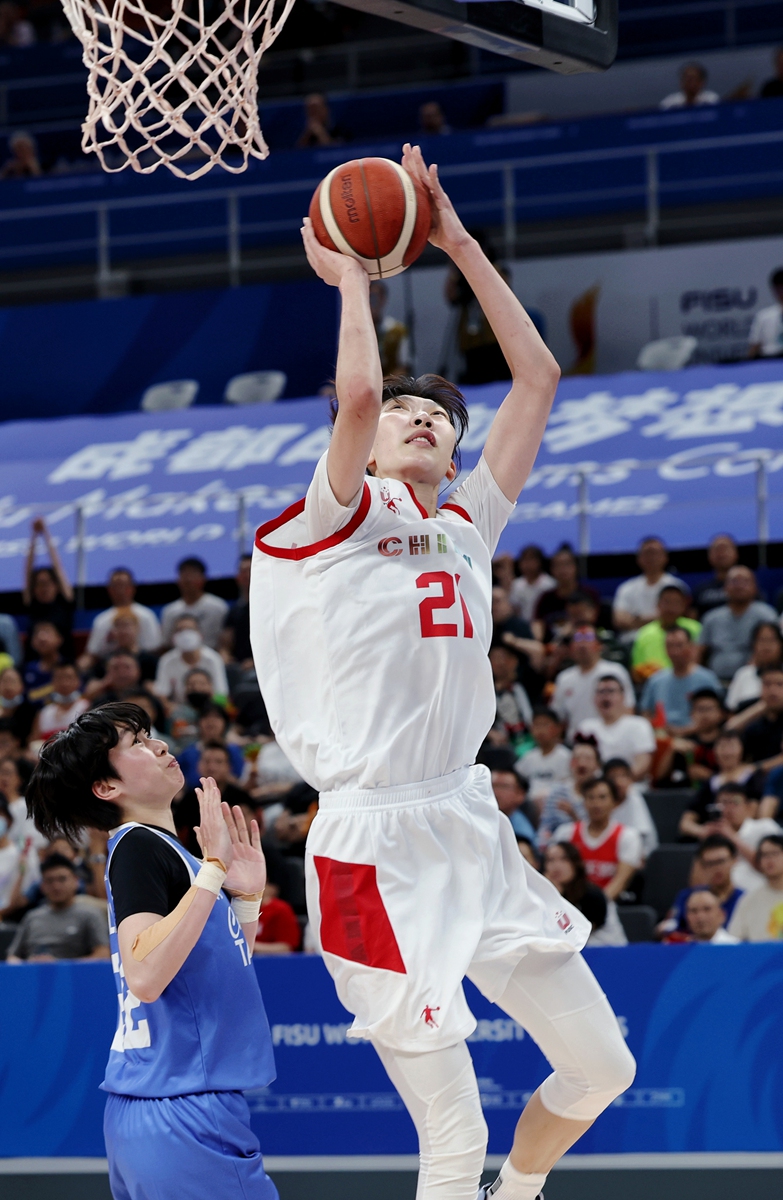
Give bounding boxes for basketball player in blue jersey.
[26,702,278,1200]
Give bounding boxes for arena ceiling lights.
[335,0,617,72]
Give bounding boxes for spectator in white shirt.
[578,674,656,781]
[30,662,89,743]
[748,267,783,359]
[155,614,229,706]
[509,545,555,624]
[516,707,571,809]
[603,757,658,858]
[551,624,635,741]
[81,568,162,668]
[683,888,739,945]
[726,621,783,712]
[612,537,677,633]
[728,834,783,941]
[707,782,783,894]
[660,62,720,109]
[160,557,229,650]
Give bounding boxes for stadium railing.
[0,100,779,288]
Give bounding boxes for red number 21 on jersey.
[416,571,474,639]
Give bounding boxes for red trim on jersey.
[314,856,407,974]
[404,482,430,520]
[254,482,372,560]
[439,501,473,523]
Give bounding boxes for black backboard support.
[333,0,617,73]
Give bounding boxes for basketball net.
[61,0,296,178]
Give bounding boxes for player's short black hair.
[41,852,79,876]
[330,373,469,468]
[26,702,150,843]
[770,267,783,289]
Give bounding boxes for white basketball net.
[60,0,296,178]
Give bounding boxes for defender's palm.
[222,803,267,896]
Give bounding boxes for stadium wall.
[2,947,783,1198]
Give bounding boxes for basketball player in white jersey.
[250,144,635,1200]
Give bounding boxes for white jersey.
[250,452,513,792]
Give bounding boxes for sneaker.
[477,1189,544,1200]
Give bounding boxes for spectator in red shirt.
[254,882,301,955]
[552,775,642,902]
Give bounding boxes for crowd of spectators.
[3,516,783,962]
[485,530,783,947]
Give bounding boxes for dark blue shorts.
[104,1090,278,1200]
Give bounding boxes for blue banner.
[0,358,782,590]
[0,281,338,422]
[2,945,783,1159]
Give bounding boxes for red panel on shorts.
[314,856,407,974]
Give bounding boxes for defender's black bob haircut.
[26,702,151,843]
[330,374,470,470]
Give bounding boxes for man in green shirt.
[632,584,701,680]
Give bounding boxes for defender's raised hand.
[194,776,233,869]
[401,142,470,256]
[222,802,267,898]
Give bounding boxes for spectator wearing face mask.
[167,667,220,753]
[30,662,88,742]
[160,557,229,650]
[154,614,228,706]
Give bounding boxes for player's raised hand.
[194,776,233,869]
[222,802,267,898]
[301,216,367,288]
[401,143,470,257]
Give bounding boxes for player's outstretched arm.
[402,143,560,504]
[117,779,233,1004]
[301,217,383,506]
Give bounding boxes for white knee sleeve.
[373,1040,488,1200]
[493,951,636,1123]
[537,996,637,1121]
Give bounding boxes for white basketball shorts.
[305,764,591,1053]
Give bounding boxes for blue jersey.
[102,823,275,1098]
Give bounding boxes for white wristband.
[231,897,262,924]
[194,859,227,896]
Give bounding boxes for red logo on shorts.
[421,1005,441,1028]
[556,910,574,934]
[378,537,403,556]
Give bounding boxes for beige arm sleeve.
[131,886,199,961]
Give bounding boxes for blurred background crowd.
[3,516,783,962]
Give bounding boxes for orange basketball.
[309,157,432,280]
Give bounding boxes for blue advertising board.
[0,358,782,591]
[2,945,783,1159]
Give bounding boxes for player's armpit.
[131,887,198,961]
